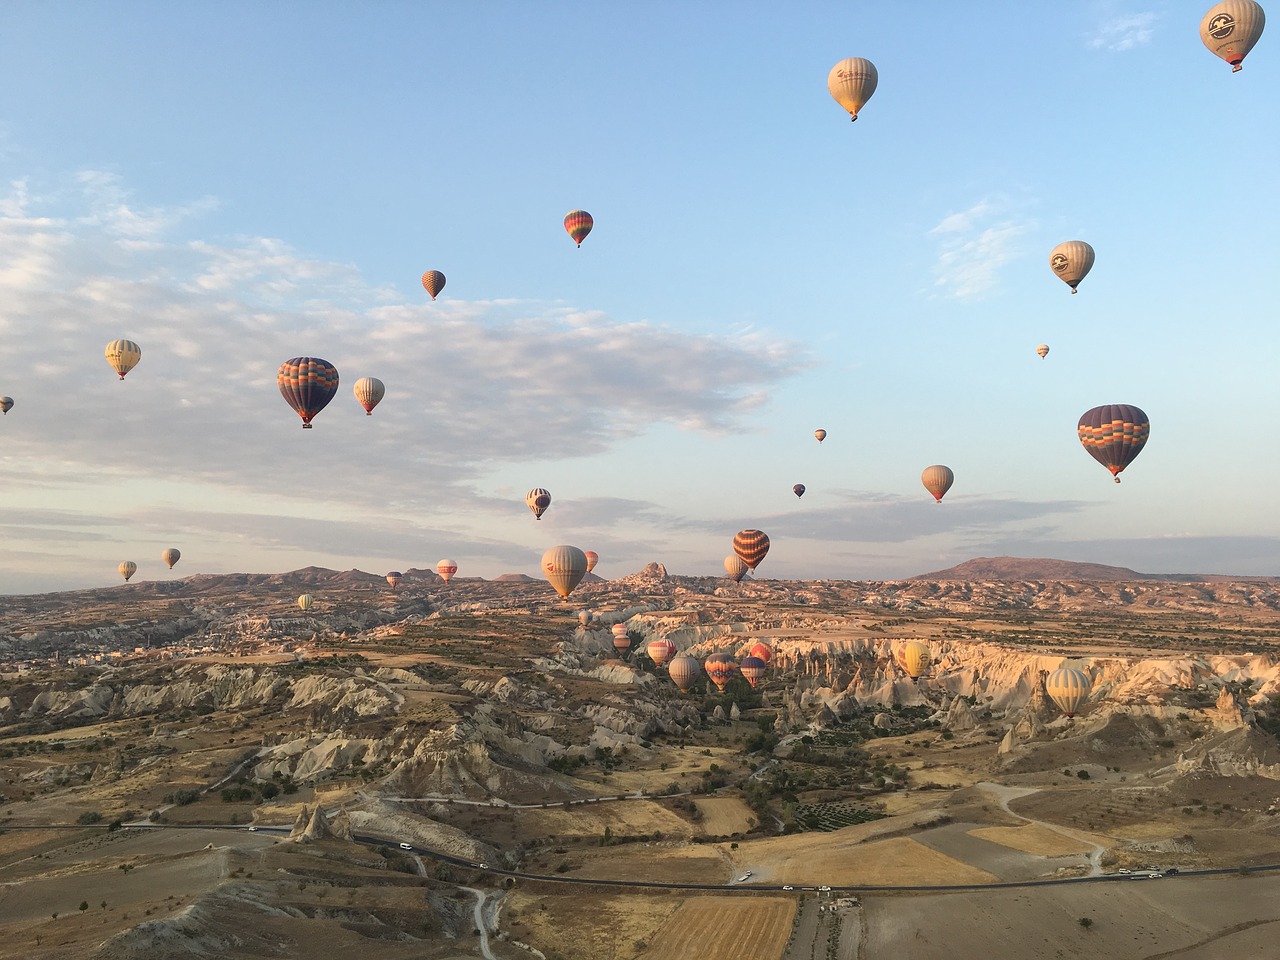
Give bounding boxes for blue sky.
[0,2,1276,592]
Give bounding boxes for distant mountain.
[913,556,1173,581]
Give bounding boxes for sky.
[0,1,1276,593]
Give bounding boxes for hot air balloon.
[793,484,806,499]
[0,397,12,414]
[353,377,385,415]
[827,57,878,121]
[749,640,773,666]
[162,548,180,570]
[118,560,137,582]
[921,465,954,503]
[386,571,403,590]
[1036,344,1050,359]
[564,210,593,247]
[669,653,702,693]
[298,594,314,611]
[584,550,599,573]
[647,637,676,667]
[724,555,749,582]
[1078,404,1149,483]
[578,610,593,627]
[733,529,770,570]
[526,488,551,520]
[421,269,446,300]
[704,653,738,693]
[1049,241,1095,294]
[739,655,768,689]
[437,559,458,584]
[1201,1,1266,71]
[899,641,931,680]
[1045,666,1092,718]
[105,340,142,380]
[278,357,339,429]
[542,545,588,599]
[814,429,827,443]
[612,623,632,657]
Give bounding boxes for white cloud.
[1088,11,1158,51]
[928,199,1033,300]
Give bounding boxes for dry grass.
[693,797,756,835]
[737,832,999,886]
[644,896,794,960]
[968,823,1096,856]
[505,890,679,960]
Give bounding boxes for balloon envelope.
[118,560,137,581]
[732,529,770,570]
[814,429,827,443]
[541,545,588,598]
[0,397,12,414]
[298,594,314,611]
[437,560,458,583]
[1201,1,1266,71]
[386,571,403,589]
[921,465,954,503]
[421,269,446,299]
[526,488,551,520]
[161,548,180,570]
[669,653,702,693]
[724,555,749,582]
[353,377,385,415]
[564,210,593,247]
[278,358,339,429]
[1036,344,1050,359]
[584,550,599,573]
[105,339,142,380]
[1078,404,1149,482]
[647,637,677,667]
[739,655,768,688]
[899,641,931,679]
[1045,667,1092,717]
[1049,241,1095,293]
[827,57,878,120]
[748,640,773,665]
[793,483,806,499]
[704,652,738,693]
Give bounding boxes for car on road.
[247,826,257,832]
[782,885,794,891]
[1147,873,1162,879]
[1163,867,1180,875]
[818,885,832,892]
[399,842,413,850]
[737,872,752,882]
[1117,868,1131,874]
[479,863,489,870]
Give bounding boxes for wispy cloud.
[1088,11,1158,51]
[929,199,1032,299]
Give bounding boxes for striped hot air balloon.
[584,550,599,573]
[1049,241,1095,294]
[353,377,385,415]
[732,530,770,570]
[647,637,677,668]
[421,270,446,300]
[748,640,773,666]
[724,555,749,582]
[118,560,137,582]
[921,465,954,503]
[1078,404,1149,483]
[739,655,768,689]
[105,339,142,380]
[1045,667,1092,718]
[611,622,632,657]
[526,488,552,520]
[1036,344,1050,359]
[704,653,738,693]
[386,571,403,590]
[669,653,701,693]
[437,559,458,583]
[298,594,314,611]
[564,209,593,247]
[161,548,180,570]
[278,358,339,429]
[542,545,587,599]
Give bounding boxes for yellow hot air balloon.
[827,57,878,121]
[1045,667,1092,718]
[421,270,446,299]
[105,340,142,380]
[542,545,588,599]
[814,429,827,443]
[1201,1,1266,72]
[899,641,931,680]
[437,559,458,583]
[1049,241,1095,294]
[353,377,385,415]
[724,554,749,582]
[162,548,180,570]
[298,594,314,611]
[118,560,137,581]
[1036,344,1050,359]
[921,464,954,503]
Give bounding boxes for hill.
[914,556,1181,581]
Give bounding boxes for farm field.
[643,896,794,960]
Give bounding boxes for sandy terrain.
[505,890,678,960]
[969,823,1097,857]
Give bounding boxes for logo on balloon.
[1050,253,1069,273]
[1208,14,1235,40]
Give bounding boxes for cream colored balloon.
[105,339,142,380]
[1201,1,1266,72]
[724,554,749,582]
[827,57,878,121]
[921,464,955,503]
[353,377,385,415]
[541,545,588,599]
[1049,241,1095,293]
[1045,666,1092,717]
[298,594,314,611]
[1036,344,1050,359]
[436,559,458,583]
[118,560,137,581]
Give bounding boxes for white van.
[399,842,413,850]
